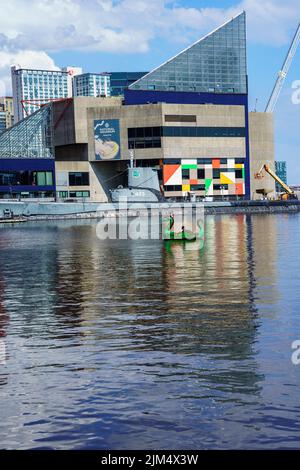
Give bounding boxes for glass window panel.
[46,172,53,185]
[37,172,46,186]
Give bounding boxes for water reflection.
[0,214,298,449]
[0,276,8,379]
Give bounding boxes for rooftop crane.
[265,23,300,113]
[254,164,298,200]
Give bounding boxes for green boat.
[163,215,204,242]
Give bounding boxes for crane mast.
[265,23,300,113]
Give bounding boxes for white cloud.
[242,0,299,45]
[0,50,59,96]
[0,0,299,94]
[0,0,299,53]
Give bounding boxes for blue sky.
[0,0,299,182]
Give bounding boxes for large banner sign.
[94,119,121,160]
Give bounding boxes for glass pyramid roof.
[0,104,54,159]
[130,11,247,94]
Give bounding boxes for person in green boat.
[163,214,201,242]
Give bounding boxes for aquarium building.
[0,11,275,201]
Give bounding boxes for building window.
[164,185,182,192]
[69,172,90,186]
[128,126,245,140]
[163,159,181,164]
[69,191,90,198]
[182,169,190,179]
[213,184,229,190]
[58,191,68,198]
[128,127,162,149]
[190,184,205,191]
[33,171,53,186]
[128,126,244,149]
[165,115,197,123]
[0,171,53,187]
[162,126,245,138]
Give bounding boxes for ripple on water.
[0,215,300,449]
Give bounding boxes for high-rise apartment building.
[0,110,6,134]
[73,71,148,97]
[275,161,287,192]
[11,66,82,123]
[0,97,14,133]
[73,73,111,97]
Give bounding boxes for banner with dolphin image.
[94,119,121,160]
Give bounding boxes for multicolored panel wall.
[163,158,245,198]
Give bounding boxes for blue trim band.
[0,159,55,171]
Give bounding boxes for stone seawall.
[204,202,300,215]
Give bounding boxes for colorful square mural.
[163,158,246,197]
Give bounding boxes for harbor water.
[0,213,300,449]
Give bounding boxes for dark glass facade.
[109,72,147,96]
[130,12,247,94]
[128,126,245,149]
[0,159,55,198]
[0,170,53,186]
[68,172,90,186]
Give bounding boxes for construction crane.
[265,23,300,113]
[254,164,297,200]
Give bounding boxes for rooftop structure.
[0,104,53,159]
[130,12,247,94]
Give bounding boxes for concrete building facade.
[49,95,273,202]
[249,112,276,199]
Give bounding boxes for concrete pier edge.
[0,200,300,223]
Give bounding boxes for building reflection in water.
[53,224,94,329]
[0,275,9,386]
[0,215,279,397]
[248,214,279,313]
[106,214,278,397]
